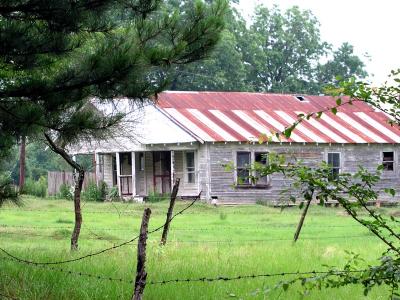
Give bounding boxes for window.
[185,151,196,183]
[383,151,394,171]
[236,152,251,185]
[327,152,341,178]
[236,151,270,186]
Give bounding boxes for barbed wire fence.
[0,190,386,299]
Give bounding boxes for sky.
[237,0,400,86]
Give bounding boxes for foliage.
[0,0,227,204]
[146,191,170,203]
[82,181,107,202]
[251,72,400,297]
[22,176,47,198]
[0,173,19,207]
[170,3,367,94]
[58,184,73,201]
[107,186,120,202]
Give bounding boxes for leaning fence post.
[132,208,151,300]
[160,178,180,246]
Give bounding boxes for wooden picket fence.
[47,171,96,196]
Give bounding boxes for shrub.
[82,181,107,202]
[108,186,120,201]
[58,183,73,201]
[23,176,47,198]
[146,191,169,203]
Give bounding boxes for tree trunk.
[44,133,85,251]
[19,136,26,191]
[71,169,84,251]
[293,198,312,242]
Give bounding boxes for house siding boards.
[103,154,113,188]
[205,143,400,204]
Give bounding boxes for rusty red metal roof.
[156,91,400,144]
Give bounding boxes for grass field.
[0,196,396,299]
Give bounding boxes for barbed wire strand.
[0,254,368,286]
[0,223,363,231]
[0,195,200,265]
[0,231,376,243]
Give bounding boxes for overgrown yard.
[0,196,395,299]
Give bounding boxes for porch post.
[116,152,121,197]
[170,150,175,190]
[95,152,100,185]
[131,151,136,197]
[144,152,147,195]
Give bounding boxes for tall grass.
[0,196,394,299]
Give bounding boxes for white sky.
[238,0,400,85]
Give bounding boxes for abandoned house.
[73,91,400,204]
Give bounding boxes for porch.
[96,150,199,199]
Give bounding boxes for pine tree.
[0,0,227,248]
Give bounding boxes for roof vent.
[294,95,308,102]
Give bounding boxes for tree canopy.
[170,3,368,94]
[0,0,227,203]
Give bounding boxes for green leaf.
[336,98,342,106]
[331,107,337,115]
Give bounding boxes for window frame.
[234,150,270,188]
[326,152,342,179]
[236,151,252,186]
[382,151,395,172]
[184,151,196,184]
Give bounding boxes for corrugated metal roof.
[157,91,400,144]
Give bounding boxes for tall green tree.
[245,5,328,93]
[169,2,248,91]
[317,42,368,87]
[0,0,227,248]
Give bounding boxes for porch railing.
[120,175,132,195]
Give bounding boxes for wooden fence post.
[160,178,180,246]
[132,208,151,300]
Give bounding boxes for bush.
[0,173,19,206]
[146,191,169,203]
[23,176,47,198]
[82,181,107,202]
[108,186,120,201]
[58,183,73,201]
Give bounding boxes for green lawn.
[0,196,395,299]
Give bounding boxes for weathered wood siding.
[203,143,400,204]
[102,154,114,188]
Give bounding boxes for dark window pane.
[383,162,394,171]
[327,153,340,179]
[382,152,394,171]
[237,169,250,185]
[237,152,250,167]
[186,152,195,168]
[328,153,340,168]
[187,172,195,183]
[383,152,394,161]
[255,152,268,165]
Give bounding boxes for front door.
[153,151,171,194]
